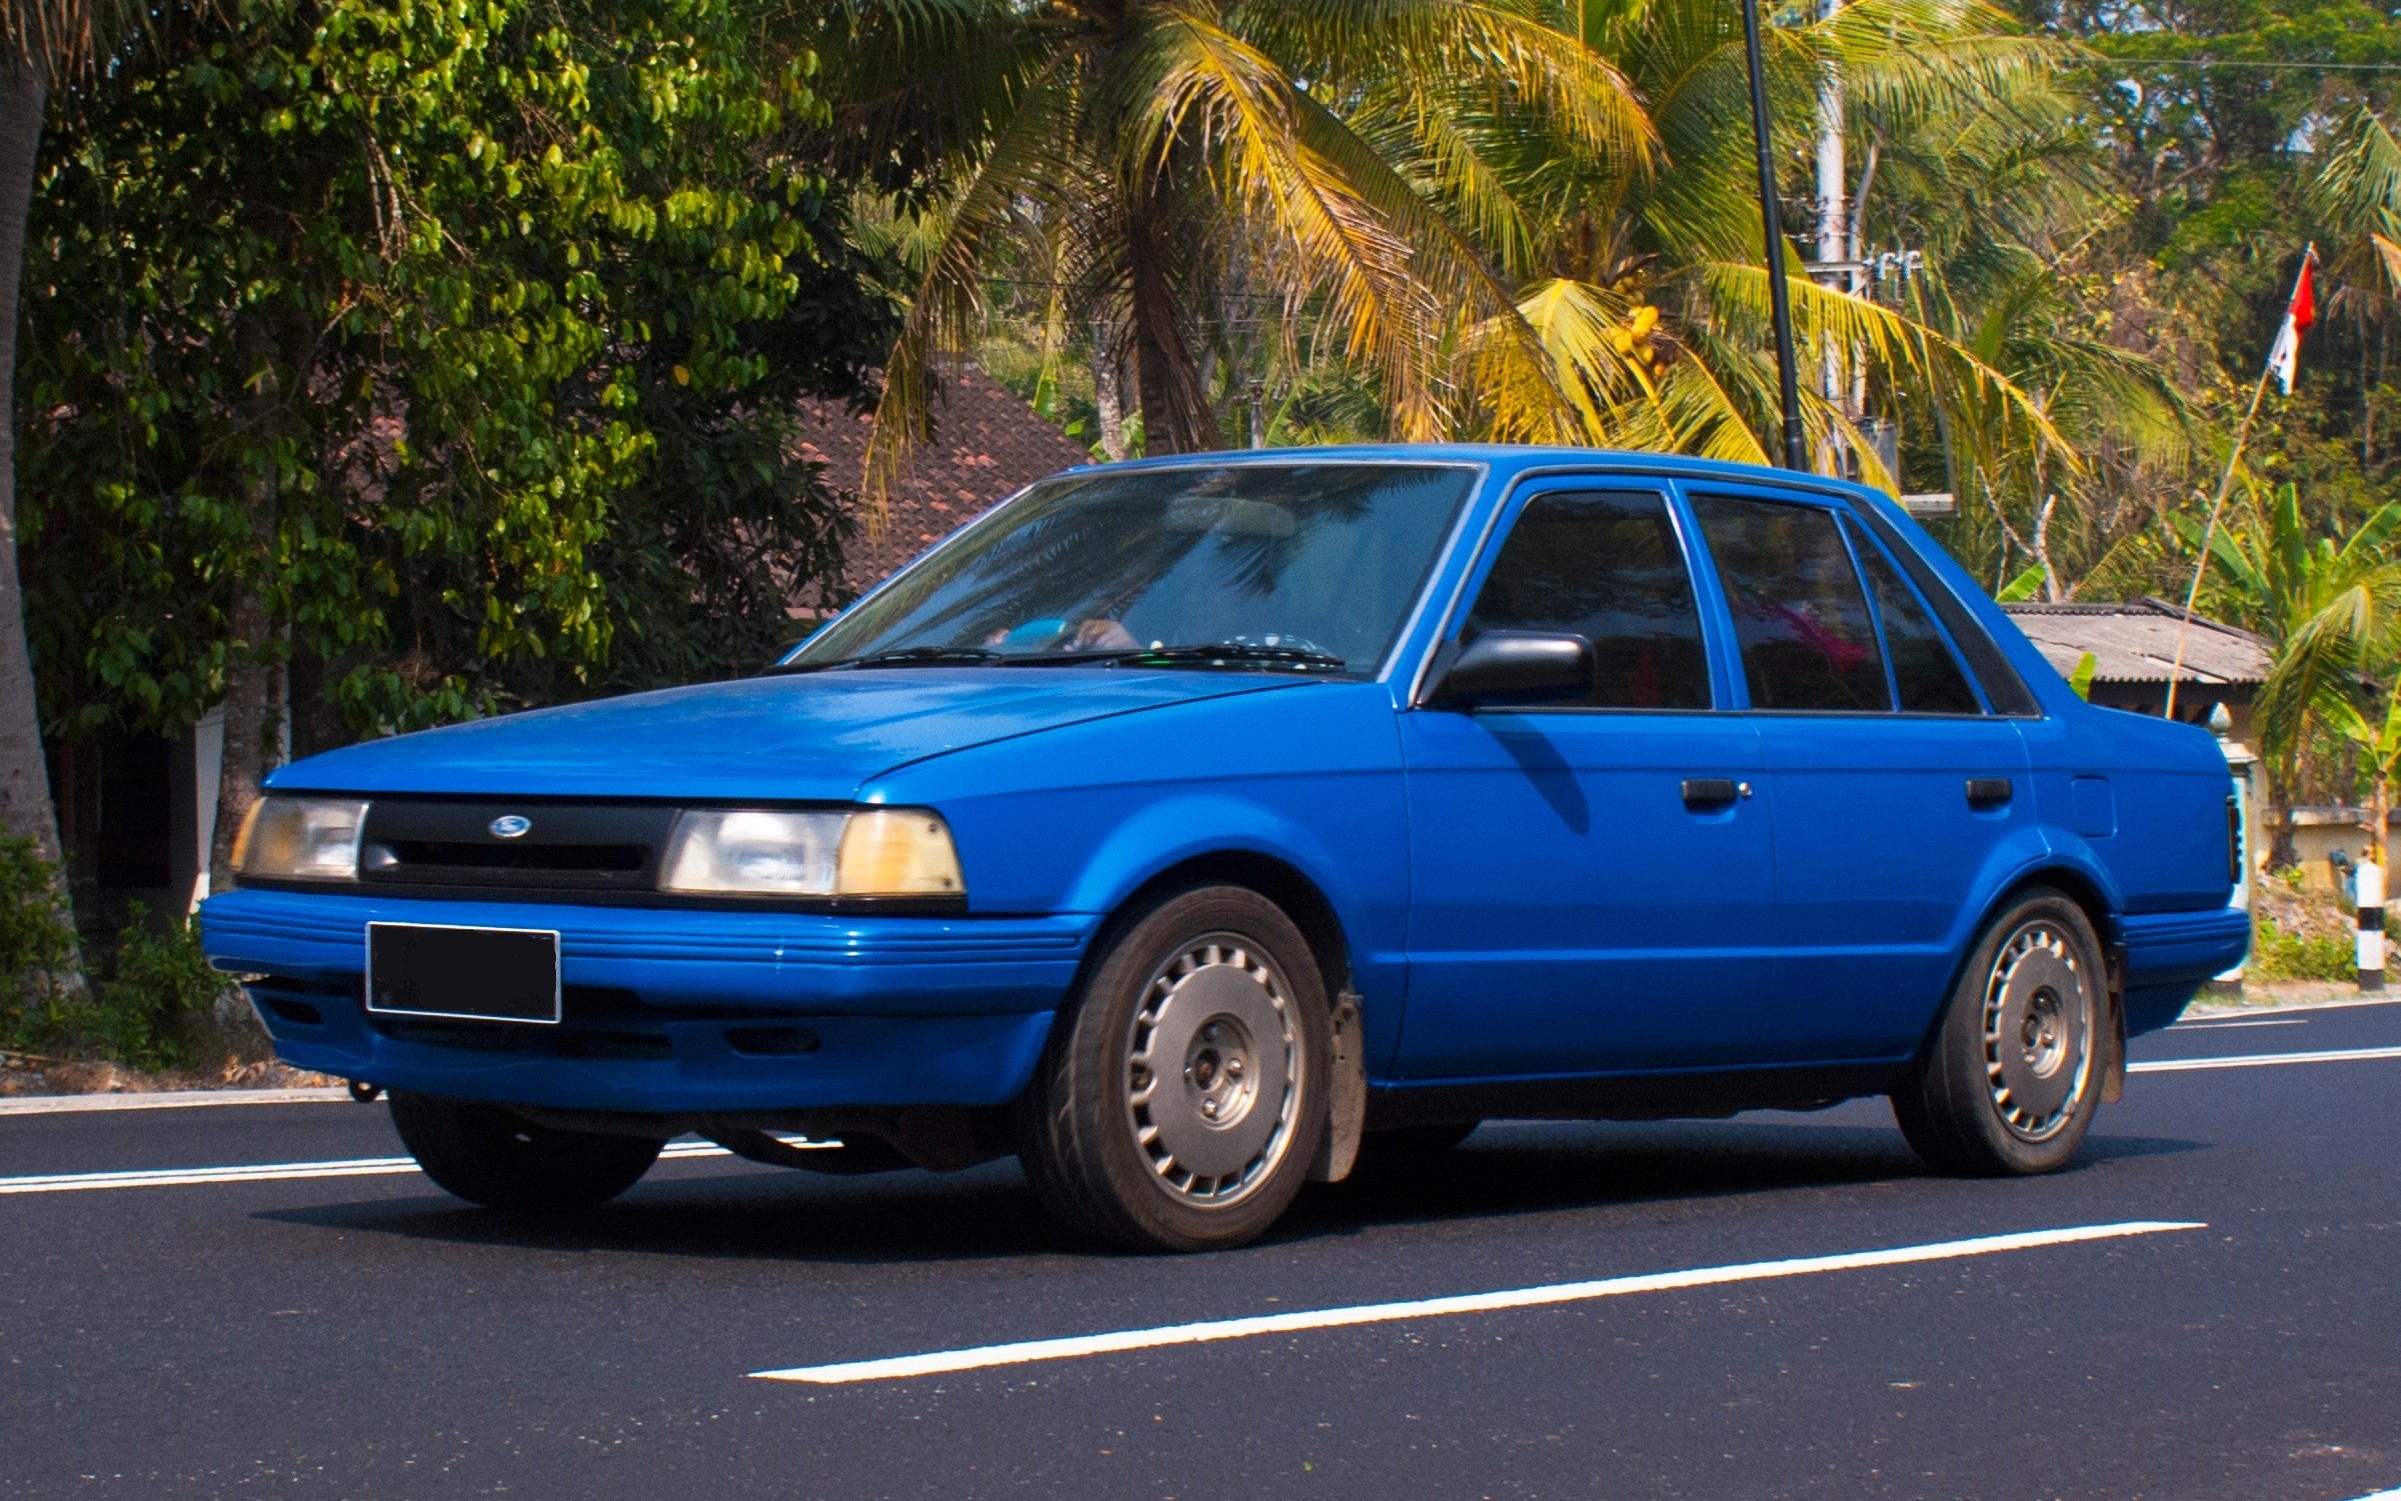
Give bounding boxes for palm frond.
[863,51,1079,512]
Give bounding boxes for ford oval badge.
[488,814,532,840]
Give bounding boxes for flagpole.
[2162,371,2275,723]
[2164,244,2315,723]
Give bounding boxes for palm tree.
[1352,0,2073,477]
[2174,481,2401,863]
[826,0,1652,503]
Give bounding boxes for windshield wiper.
[763,646,1002,675]
[1114,643,1351,672]
[767,641,1352,677]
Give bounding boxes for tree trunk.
[2376,772,2391,881]
[1090,316,1127,461]
[207,561,283,899]
[208,321,290,897]
[1123,196,1218,455]
[0,67,72,893]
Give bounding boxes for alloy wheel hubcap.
[1981,921,2093,1142]
[1125,936,1299,1204]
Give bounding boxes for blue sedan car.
[201,448,2249,1250]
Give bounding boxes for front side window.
[791,464,1475,676]
[1460,489,1711,709]
[1848,518,1984,715]
[1690,494,1891,712]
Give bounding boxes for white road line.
[2189,995,2401,1018]
[751,1220,2205,1386]
[0,1087,351,1116]
[2170,1017,2308,1031]
[2344,1489,2401,1501]
[0,1140,741,1196]
[2130,1044,2401,1074]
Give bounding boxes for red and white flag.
[2267,245,2318,395]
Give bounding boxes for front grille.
[357,800,676,893]
[383,839,646,874]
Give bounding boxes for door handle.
[1682,777,1747,809]
[1966,776,2014,809]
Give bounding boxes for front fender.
[1058,793,1409,1071]
[1060,793,1362,917]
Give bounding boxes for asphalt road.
[6,1003,2401,1499]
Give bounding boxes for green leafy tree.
[21,0,895,892]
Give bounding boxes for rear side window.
[1690,494,1891,712]
[1848,519,1984,714]
[1463,490,1711,709]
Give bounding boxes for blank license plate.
[366,923,561,1024]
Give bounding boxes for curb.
[0,1087,354,1116]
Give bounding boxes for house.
[793,365,1093,601]
[2000,597,2273,745]
[61,365,1090,918]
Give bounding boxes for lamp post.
[1739,0,1806,470]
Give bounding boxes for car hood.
[268,669,1314,802]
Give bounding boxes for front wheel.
[1892,888,2106,1176]
[390,1092,663,1211]
[1016,886,1330,1252]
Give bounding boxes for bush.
[0,838,247,1070]
[2251,913,2356,982]
[0,835,80,1049]
[84,902,241,1072]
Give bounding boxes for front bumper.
[199,888,1094,1114]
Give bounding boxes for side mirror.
[1426,631,1594,709]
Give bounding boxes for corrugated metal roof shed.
[2000,597,2273,687]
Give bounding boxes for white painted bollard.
[2358,856,2386,993]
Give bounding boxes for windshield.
[790,462,1477,676]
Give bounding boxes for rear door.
[1683,487,2033,1062]
[1396,480,1773,1079]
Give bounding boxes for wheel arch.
[1045,847,1372,1191]
[1085,849,1356,1008]
[1918,862,2130,1102]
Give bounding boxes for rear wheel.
[389,1092,663,1211]
[1016,886,1330,1252]
[1892,888,2105,1176]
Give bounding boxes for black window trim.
[1411,476,1719,714]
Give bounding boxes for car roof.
[1061,444,1882,505]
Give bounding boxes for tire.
[1362,1121,1480,1158]
[1892,888,2107,1176]
[1016,885,1331,1252]
[389,1092,664,1211]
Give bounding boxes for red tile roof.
[794,366,1091,601]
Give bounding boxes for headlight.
[659,808,964,898]
[232,797,369,881]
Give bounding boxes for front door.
[1398,483,1775,1080]
[1685,490,2034,1062]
